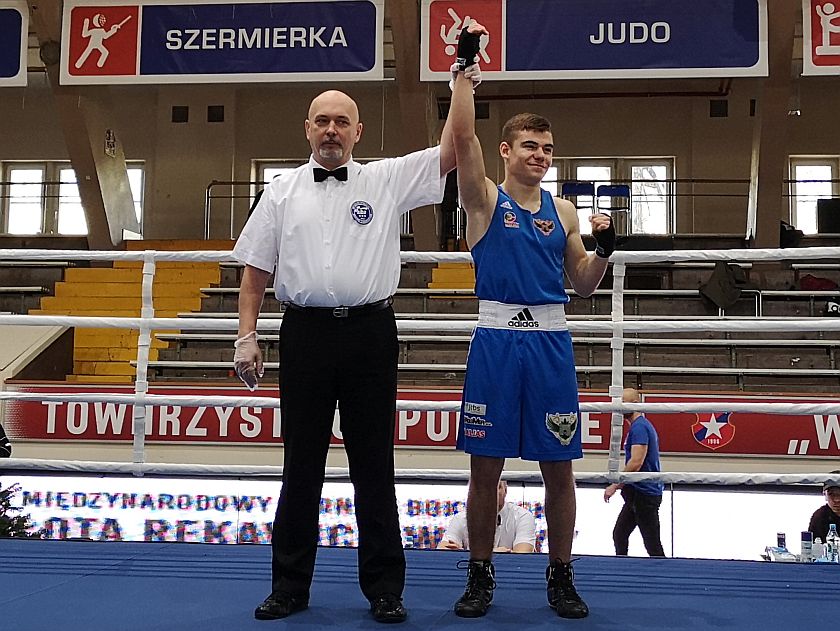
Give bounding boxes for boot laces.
[456,560,496,598]
[548,559,581,599]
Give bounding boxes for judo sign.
[423,0,502,75]
[692,412,735,450]
[804,0,840,74]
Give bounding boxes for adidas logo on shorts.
[508,308,540,328]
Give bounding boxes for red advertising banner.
[646,394,840,458]
[2,385,467,447]
[4,385,840,457]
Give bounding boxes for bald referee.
[233,90,455,623]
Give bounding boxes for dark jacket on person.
[808,504,840,541]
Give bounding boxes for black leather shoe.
[454,560,495,618]
[546,560,589,619]
[254,592,309,620]
[370,594,407,623]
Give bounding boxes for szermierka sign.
[803,0,840,75]
[0,0,28,87]
[59,0,383,85]
[421,0,768,81]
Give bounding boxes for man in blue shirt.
[604,388,665,557]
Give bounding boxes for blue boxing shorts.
[457,301,582,461]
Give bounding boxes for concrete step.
[429,263,475,289]
[427,281,476,289]
[29,309,180,317]
[64,268,220,283]
[74,347,160,362]
[66,374,134,384]
[55,282,204,298]
[40,296,202,312]
[74,329,171,347]
[425,297,479,314]
[123,239,233,251]
[73,361,138,376]
[113,261,221,270]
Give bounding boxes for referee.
[233,90,455,623]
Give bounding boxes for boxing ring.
[2,246,840,629]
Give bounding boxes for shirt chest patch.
[350,200,374,225]
[534,218,556,236]
[503,210,519,229]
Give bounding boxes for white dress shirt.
[442,502,537,550]
[233,147,445,307]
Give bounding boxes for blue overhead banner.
[421,0,768,80]
[0,1,28,86]
[60,0,383,85]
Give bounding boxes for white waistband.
[477,300,568,331]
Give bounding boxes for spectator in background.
[604,388,665,557]
[0,423,11,458]
[437,480,536,553]
[808,471,840,541]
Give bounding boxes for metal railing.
[206,177,840,242]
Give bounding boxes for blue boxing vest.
[472,186,569,306]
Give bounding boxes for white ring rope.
[1,458,838,488]
[3,392,840,416]
[4,314,840,335]
[4,245,840,264]
[612,246,840,264]
[0,249,237,263]
[3,247,840,485]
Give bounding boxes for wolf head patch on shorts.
[545,412,578,446]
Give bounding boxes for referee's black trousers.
[270,306,404,601]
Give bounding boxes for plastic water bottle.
[827,524,840,563]
[813,538,825,561]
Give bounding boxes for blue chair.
[596,184,631,213]
[560,181,595,210]
[596,183,631,233]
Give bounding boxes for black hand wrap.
[456,27,481,70]
[594,216,616,258]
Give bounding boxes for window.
[122,167,145,240]
[789,157,839,235]
[57,167,86,235]
[5,166,44,234]
[1,161,144,236]
[627,161,671,235]
[541,166,559,196]
[554,157,674,235]
[252,160,305,208]
[573,163,613,235]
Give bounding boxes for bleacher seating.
[0,260,68,314]
[0,252,827,393]
[0,286,50,313]
[5,244,840,394]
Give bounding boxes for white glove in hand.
[449,62,482,93]
[233,331,263,391]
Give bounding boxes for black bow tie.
[313,166,348,182]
